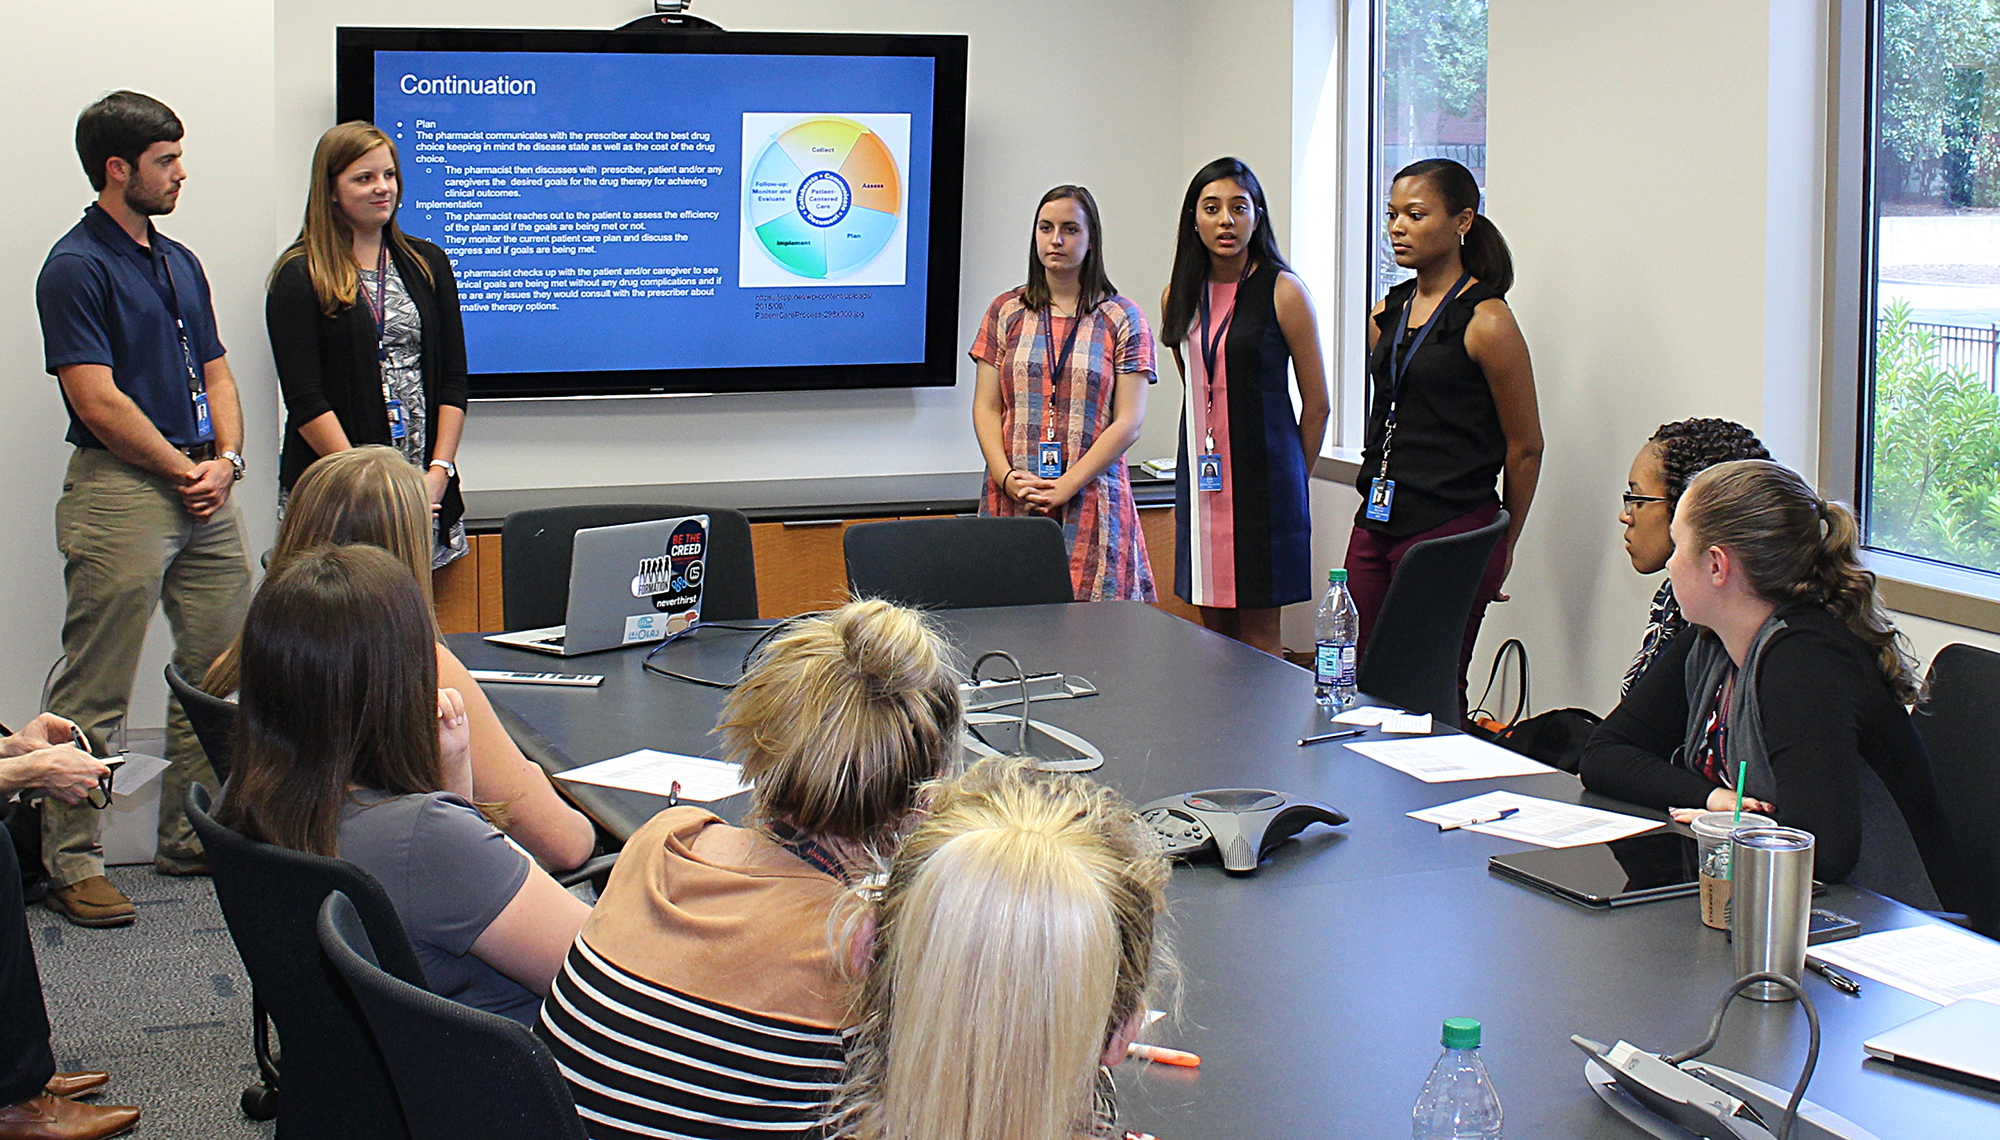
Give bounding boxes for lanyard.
[767,820,851,884]
[359,243,391,365]
[156,254,209,408]
[1376,271,1471,473]
[1036,306,1086,443]
[1196,264,1253,451]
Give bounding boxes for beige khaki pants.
[41,447,251,887]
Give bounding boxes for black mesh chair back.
[501,503,758,630]
[843,517,1073,608]
[1912,643,2000,936]
[186,784,424,1139]
[318,892,589,1140]
[165,662,237,786]
[1355,510,1510,723]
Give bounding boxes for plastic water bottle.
[1314,568,1358,712]
[1412,1017,1503,1139]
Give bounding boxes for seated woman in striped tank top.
[832,757,1174,1140]
[537,600,963,1140]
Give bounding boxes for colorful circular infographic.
[746,117,903,279]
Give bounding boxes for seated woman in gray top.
[217,544,589,1024]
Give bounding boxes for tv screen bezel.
[335,25,968,400]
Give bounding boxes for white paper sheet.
[1331,706,1398,726]
[555,749,750,803]
[1381,712,1433,735]
[1407,790,1665,848]
[1345,734,1553,782]
[1809,924,2000,1006]
[110,752,170,796]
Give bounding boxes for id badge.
[192,391,211,438]
[1197,453,1224,492]
[386,397,408,442]
[1037,440,1063,479]
[1365,477,1395,522]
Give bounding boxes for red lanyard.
[1036,307,1085,443]
[1197,265,1251,450]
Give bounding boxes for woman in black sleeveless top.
[1345,159,1541,722]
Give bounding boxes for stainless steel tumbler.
[1730,825,1816,1001]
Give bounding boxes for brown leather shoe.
[42,877,135,928]
[0,1093,139,1139]
[38,1075,105,1099]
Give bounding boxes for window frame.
[1825,0,2000,632]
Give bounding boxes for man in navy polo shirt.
[32,91,251,928]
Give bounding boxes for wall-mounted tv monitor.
[335,26,967,399]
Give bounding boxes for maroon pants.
[1342,501,1507,724]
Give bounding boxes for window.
[1371,0,1489,300]
[1864,1,2000,576]
[1294,0,1489,458]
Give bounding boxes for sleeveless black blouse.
[1354,278,1507,537]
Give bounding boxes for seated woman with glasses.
[831,756,1172,1140]
[537,599,963,1140]
[1616,418,1769,694]
[206,446,595,871]
[218,545,590,1023]
[1581,460,1966,895]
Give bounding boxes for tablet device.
[1488,831,1700,908]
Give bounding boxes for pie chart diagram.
[746,118,903,279]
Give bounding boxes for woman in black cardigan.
[268,121,468,566]
[1581,460,1967,904]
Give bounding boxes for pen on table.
[1123,1133,1161,1140]
[1807,959,1862,995]
[667,780,681,808]
[1298,727,1367,747]
[1438,807,1520,832]
[1127,1042,1201,1067]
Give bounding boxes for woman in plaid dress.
[971,185,1156,601]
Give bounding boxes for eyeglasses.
[1621,492,1671,510]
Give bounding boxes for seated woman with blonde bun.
[538,599,964,1140]
[1582,460,1966,894]
[833,755,1172,1140]
[206,445,594,871]
[218,545,590,1022]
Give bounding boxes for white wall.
[0,5,277,724]
[274,0,1198,491]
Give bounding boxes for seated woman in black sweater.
[1581,460,1960,890]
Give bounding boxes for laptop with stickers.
[485,515,709,656]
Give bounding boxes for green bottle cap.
[1441,1017,1482,1049]
[1328,568,1348,584]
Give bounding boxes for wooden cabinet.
[433,507,1199,633]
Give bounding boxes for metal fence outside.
[1899,319,2000,390]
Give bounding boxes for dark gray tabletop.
[448,602,2000,1139]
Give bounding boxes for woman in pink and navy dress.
[1161,158,1328,655]
[973,185,1157,601]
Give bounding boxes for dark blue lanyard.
[1035,306,1086,442]
[359,243,391,363]
[1384,271,1472,425]
[768,820,850,884]
[153,255,206,400]
[1196,264,1253,437]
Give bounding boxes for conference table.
[449,601,1999,1139]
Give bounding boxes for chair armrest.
[556,852,619,889]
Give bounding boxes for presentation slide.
[374,50,936,376]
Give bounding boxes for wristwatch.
[221,450,245,482]
[428,459,458,479]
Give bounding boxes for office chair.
[1911,643,2000,937]
[318,891,590,1140]
[186,784,422,1137]
[1846,761,1944,912]
[501,503,758,630]
[843,516,1074,608]
[1356,510,1509,723]
[164,662,236,786]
